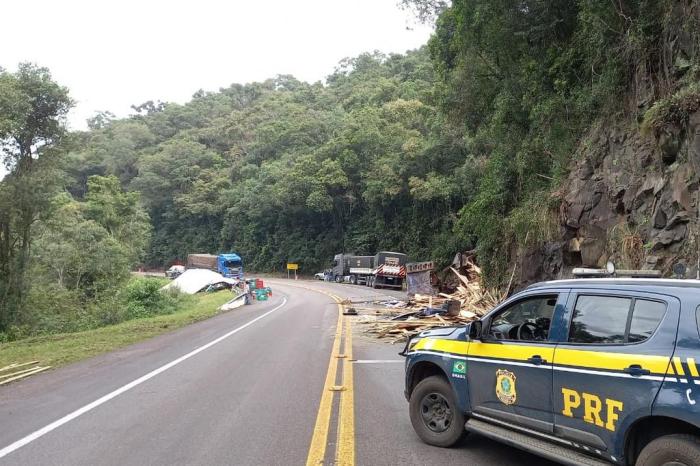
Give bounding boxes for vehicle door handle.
[624,364,650,376]
[527,355,547,365]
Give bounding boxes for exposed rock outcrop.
[519,110,700,285]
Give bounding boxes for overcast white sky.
[1,0,433,130]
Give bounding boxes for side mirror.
[468,321,483,340]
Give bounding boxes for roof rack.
[572,262,662,279]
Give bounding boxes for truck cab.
[218,253,243,279]
[404,278,700,465]
[331,252,354,282]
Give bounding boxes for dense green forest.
[1,0,698,338]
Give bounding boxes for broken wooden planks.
[359,260,504,343]
[0,361,51,386]
[0,360,39,373]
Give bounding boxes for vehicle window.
[569,296,631,344]
[488,295,557,342]
[628,300,666,343]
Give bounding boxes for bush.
[23,284,84,335]
[2,277,189,342]
[641,83,700,135]
[122,277,186,320]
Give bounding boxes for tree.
[0,63,72,330]
[33,183,145,296]
[33,195,131,293]
[399,0,449,23]
[83,175,151,264]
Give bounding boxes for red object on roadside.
[267,288,272,297]
[256,279,264,289]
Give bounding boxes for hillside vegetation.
[1,0,699,338]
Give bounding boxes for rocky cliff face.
[520,2,700,284]
[522,113,700,284]
[558,113,700,275]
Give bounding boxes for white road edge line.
[0,297,288,459]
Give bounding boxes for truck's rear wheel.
[409,375,465,448]
[636,434,700,466]
[350,275,357,285]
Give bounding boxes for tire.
[636,434,700,466]
[409,375,466,448]
[371,277,379,289]
[350,275,357,285]
[335,275,341,283]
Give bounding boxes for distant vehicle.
[367,251,407,289]
[330,251,407,289]
[186,253,244,279]
[165,265,185,278]
[314,272,325,280]
[331,252,354,282]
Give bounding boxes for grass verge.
[0,291,234,371]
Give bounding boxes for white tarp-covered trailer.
[161,268,237,294]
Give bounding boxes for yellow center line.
[337,304,355,465]
[271,282,356,466]
[305,299,344,466]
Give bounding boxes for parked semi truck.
[331,252,354,281]
[331,251,407,289]
[186,253,244,279]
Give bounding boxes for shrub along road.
[0,290,234,370]
[0,281,551,465]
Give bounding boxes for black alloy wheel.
[409,375,466,447]
[420,392,452,433]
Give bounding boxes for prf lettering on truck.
[561,387,624,432]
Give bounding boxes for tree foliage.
[426,0,688,283]
[3,0,689,325]
[65,49,466,272]
[62,0,696,286]
[0,64,72,329]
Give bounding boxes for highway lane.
[0,280,554,465]
[297,281,555,466]
[0,285,333,465]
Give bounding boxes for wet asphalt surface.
[0,280,555,465]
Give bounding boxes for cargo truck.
[348,255,374,285]
[186,253,244,279]
[367,251,407,289]
[331,251,407,289]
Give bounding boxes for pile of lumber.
[418,264,504,317]
[0,361,51,386]
[359,263,504,343]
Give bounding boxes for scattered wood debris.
[359,262,505,343]
[0,361,51,386]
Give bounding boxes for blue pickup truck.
[403,278,700,466]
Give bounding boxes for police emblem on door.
[495,369,517,405]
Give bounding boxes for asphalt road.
[0,280,554,465]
